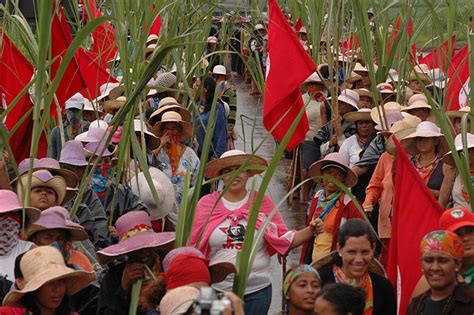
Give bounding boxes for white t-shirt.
[0,240,33,281]
[338,134,363,168]
[209,194,271,294]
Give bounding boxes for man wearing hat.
[97,211,175,315]
[407,230,474,314]
[49,92,86,160]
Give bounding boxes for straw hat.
[303,72,325,85]
[344,108,373,123]
[17,170,68,206]
[337,89,359,110]
[353,62,378,73]
[157,97,180,108]
[84,141,114,158]
[376,83,396,95]
[83,98,102,113]
[356,88,374,100]
[400,121,449,156]
[346,71,363,84]
[149,104,192,125]
[0,190,40,224]
[96,211,175,265]
[204,149,268,179]
[145,44,157,55]
[153,72,177,89]
[130,168,175,221]
[254,24,265,31]
[159,286,199,315]
[443,133,474,166]
[212,65,227,76]
[25,206,89,241]
[152,111,193,141]
[207,36,218,44]
[133,119,160,150]
[409,66,432,85]
[370,102,402,126]
[427,68,447,89]
[105,53,120,69]
[385,116,422,155]
[311,251,386,277]
[14,158,78,188]
[402,94,431,112]
[146,34,159,45]
[102,96,126,114]
[447,106,471,120]
[308,152,358,188]
[2,246,95,306]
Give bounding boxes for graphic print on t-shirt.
[219,223,246,250]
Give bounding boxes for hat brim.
[209,262,237,284]
[26,223,89,242]
[3,266,95,306]
[311,251,386,277]
[0,207,41,225]
[401,104,432,112]
[308,160,357,188]
[343,111,373,123]
[151,120,193,142]
[400,132,448,156]
[11,167,78,189]
[386,128,417,156]
[17,175,67,207]
[102,100,126,114]
[356,90,374,99]
[444,221,474,233]
[204,154,268,179]
[446,110,471,119]
[96,231,175,265]
[149,106,192,125]
[442,146,474,166]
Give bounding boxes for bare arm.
[438,164,455,209]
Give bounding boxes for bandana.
[411,155,440,184]
[333,264,373,315]
[91,161,112,199]
[283,264,320,296]
[356,134,368,149]
[315,191,341,221]
[0,216,20,256]
[420,230,464,260]
[165,133,182,175]
[165,254,211,290]
[65,108,83,139]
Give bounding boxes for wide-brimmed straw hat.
[96,211,175,265]
[308,152,358,188]
[356,88,374,100]
[344,108,373,123]
[443,133,474,166]
[84,141,114,158]
[59,140,89,167]
[254,24,265,31]
[400,121,449,156]
[2,246,95,306]
[302,72,325,87]
[447,106,471,120]
[377,83,396,95]
[337,89,359,110]
[370,102,402,129]
[14,158,78,188]
[204,149,268,179]
[134,119,160,150]
[346,71,363,84]
[311,251,386,277]
[152,111,193,141]
[159,286,199,315]
[145,44,157,55]
[0,190,40,224]
[130,168,175,221]
[385,117,422,155]
[207,36,218,44]
[102,96,126,114]
[16,170,68,206]
[146,34,158,45]
[410,64,432,84]
[353,62,378,73]
[149,100,192,125]
[402,94,431,112]
[25,206,88,241]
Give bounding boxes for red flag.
[263,0,316,150]
[388,16,416,61]
[82,0,118,64]
[0,32,48,160]
[446,45,470,110]
[341,33,360,56]
[149,14,162,36]
[387,137,444,315]
[418,36,456,69]
[294,17,303,32]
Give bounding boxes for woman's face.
[31,229,68,247]
[356,121,375,138]
[161,122,182,137]
[415,137,439,154]
[314,296,340,315]
[34,279,67,311]
[358,96,374,109]
[321,167,346,195]
[338,236,374,279]
[286,272,321,312]
[30,186,58,210]
[456,226,474,262]
[408,108,431,121]
[338,102,352,116]
[421,252,460,291]
[222,167,250,194]
[306,82,325,96]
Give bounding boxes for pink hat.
[96,211,175,264]
[75,127,109,144]
[308,152,358,188]
[0,190,40,224]
[15,158,78,188]
[59,141,88,167]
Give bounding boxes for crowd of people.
[0,5,474,315]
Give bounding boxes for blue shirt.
[195,101,227,158]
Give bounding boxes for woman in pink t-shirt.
[190,150,322,314]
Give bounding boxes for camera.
[194,287,231,315]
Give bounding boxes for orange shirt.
[68,250,94,272]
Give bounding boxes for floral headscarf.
[283,264,320,296]
[420,230,464,260]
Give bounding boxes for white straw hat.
[303,72,324,84]
[402,94,431,112]
[400,121,448,155]
[204,150,268,179]
[133,119,160,150]
[344,108,373,122]
[152,111,193,141]
[337,89,359,110]
[443,133,474,166]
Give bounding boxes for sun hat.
[146,34,159,45]
[75,127,109,144]
[145,44,157,55]
[420,230,463,260]
[400,121,448,156]
[152,111,193,141]
[83,98,102,113]
[409,65,432,85]
[447,106,471,120]
[107,84,128,100]
[442,133,474,166]
[84,141,114,158]
[297,26,307,34]
[130,168,175,221]
[14,158,78,188]
[254,24,265,31]
[402,94,431,112]
[133,119,160,150]
[385,117,421,155]
[212,65,227,76]
[99,82,120,97]
[303,72,325,85]
[96,211,175,265]
[149,104,192,125]
[207,36,218,44]
[159,286,200,315]
[356,88,374,100]
[371,102,402,129]
[59,140,88,167]
[65,92,84,110]
[151,72,177,89]
[25,206,88,241]
[16,170,67,207]
[2,246,95,306]
[158,97,180,108]
[88,119,109,130]
[376,83,396,95]
[427,68,447,89]
[337,89,359,110]
[343,108,373,123]
[102,96,126,114]
[0,190,40,224]
[440,207,474,233]
[308,152,358,188]
[346,71,363,84]
[147,88,159,97]
[353,62,378,74]
[204,149,268,179]
[311,251,386,277]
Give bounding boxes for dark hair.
[202,76,217,112]
[337,218,377,248]
[21,293,73,315]
[316,283,366,315]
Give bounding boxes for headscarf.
[283,264,320,296]
[0,214,20,255]
[165,254,211,290]
[420,230,464,260]
[91,161,112,199]
[65,108,83,139]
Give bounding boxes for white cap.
[212,65,227,76]
[65,93,84,110]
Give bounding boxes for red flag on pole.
[263,0,316,150]
[387,137,444,315]
[418,36,456,70]
[149,14,162,36]
[0,32,48,160]
[294,17,303,32]
[446,45,470,110]
[388,16,416,62]
[341,33,360,56]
